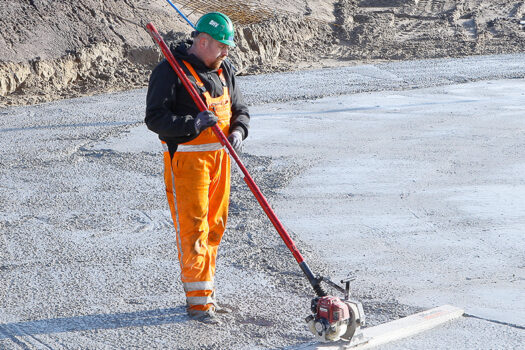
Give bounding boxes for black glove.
[194,110,218,133]
[228,130,243,153]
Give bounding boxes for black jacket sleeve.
[145,60,198,139]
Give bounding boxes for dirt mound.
[333,0,525,60]
[1,0,524,107]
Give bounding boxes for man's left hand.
[227,130,243,153]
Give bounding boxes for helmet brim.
[219,39,236,48]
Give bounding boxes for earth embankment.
[1,0,524,107]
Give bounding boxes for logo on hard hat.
[209,20,219,27]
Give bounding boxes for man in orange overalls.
[145,12,250,324]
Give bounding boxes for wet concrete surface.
[253,79,525,349]
[1,54,524,349]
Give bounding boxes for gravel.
[1,53,524,349]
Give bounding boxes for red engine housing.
[316,296,350,324]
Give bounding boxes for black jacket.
[145,41,250,152]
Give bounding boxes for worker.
[145,12,250,324]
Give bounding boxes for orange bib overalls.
[162,61,232,313]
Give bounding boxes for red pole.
[146,23,306,265]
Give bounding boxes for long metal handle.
[146,23,325,296]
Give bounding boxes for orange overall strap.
[182,60,212,101]
[182,60,228,102]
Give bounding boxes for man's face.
[201,35,230,70]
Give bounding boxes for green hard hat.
[195,12,235,47]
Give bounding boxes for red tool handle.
[146,23,325,296]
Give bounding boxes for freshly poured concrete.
[1,55,524,349]
[252,79,525,330]
[251,79,525,348]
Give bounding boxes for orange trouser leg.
[163,148,230,312]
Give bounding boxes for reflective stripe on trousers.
[177,142,223,152]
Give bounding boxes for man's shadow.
[0,307,187,340]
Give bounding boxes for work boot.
[187,308,222,325]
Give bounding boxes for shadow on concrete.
[0,307,187,339]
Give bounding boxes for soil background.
[1,0,524,107]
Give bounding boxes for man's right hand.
[194,110,218,133]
